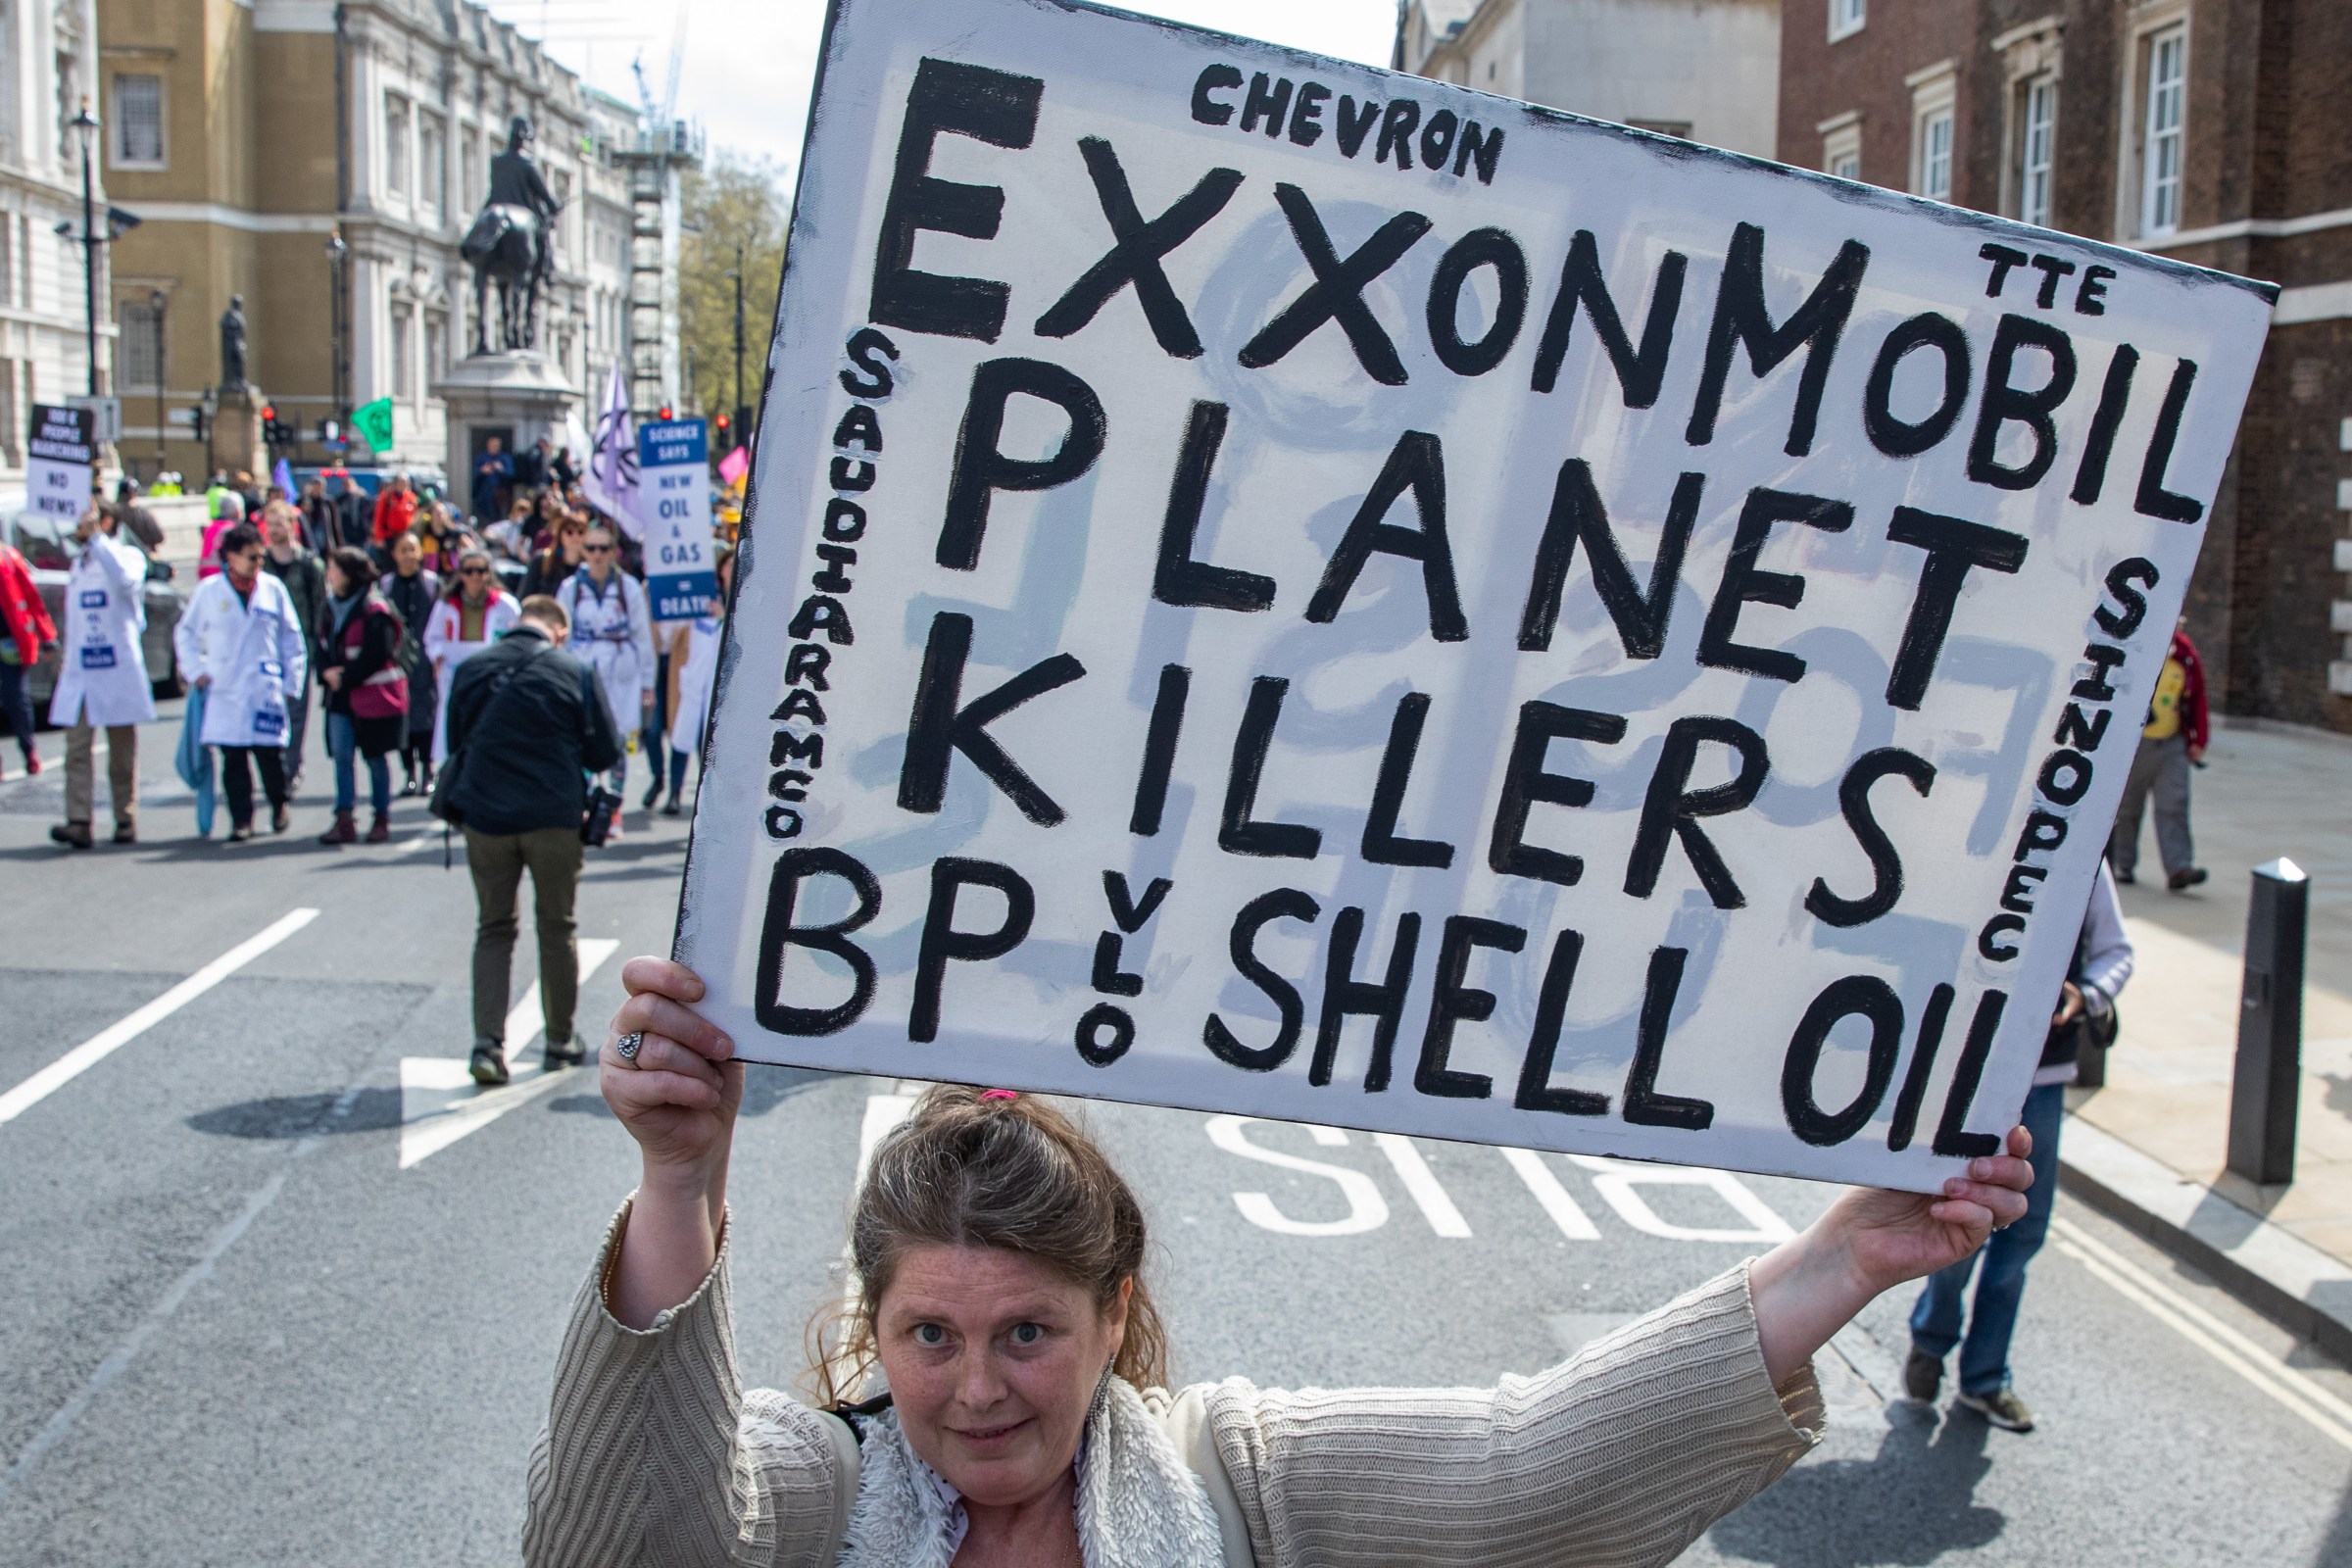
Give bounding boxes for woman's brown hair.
[808,1085,1168,1405]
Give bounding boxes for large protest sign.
[675,0,2274,1190]
[26,404,95,522]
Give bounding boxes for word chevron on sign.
[676,0,2275,1192]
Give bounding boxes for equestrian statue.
[461,115,562,354]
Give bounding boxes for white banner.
[27,403,96,522]
[676,0,2274,1191]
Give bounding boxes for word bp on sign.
[638,417,717,621]
[27,403,96,522]
[677,0,2273,1191]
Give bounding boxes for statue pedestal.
[435,352,578,520]
[213,385,266,480]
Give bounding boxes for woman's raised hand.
[600,957,741,1329]
[601,957,741,1181]
[1749,1126,2034,1387]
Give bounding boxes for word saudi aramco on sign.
[674,0,2274,1192]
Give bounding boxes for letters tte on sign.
[676,0,2273,1191]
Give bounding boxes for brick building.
[1780,0,2352,732]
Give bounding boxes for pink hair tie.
[980,1089,1019,1102]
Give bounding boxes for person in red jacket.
[369,473,418,565]
[0,538,59,773]
[2109,620,2210,890]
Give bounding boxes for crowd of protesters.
[20,437,727,855]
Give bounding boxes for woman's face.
[392,534,420,573]
[325,561,353,598]
[873,1246,1129,1510]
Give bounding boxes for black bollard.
[2226,858,2309,1187]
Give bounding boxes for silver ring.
[614,1031,644,1061]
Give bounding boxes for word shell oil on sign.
[679,0,2273,1191]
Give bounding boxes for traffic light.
[658,404,674,421]
[187,405,210,443]
[713,411,730,437]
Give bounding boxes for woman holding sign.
[554,520,655,820]
[524,959,2032,1567]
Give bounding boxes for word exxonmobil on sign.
[677,0,2274,1190]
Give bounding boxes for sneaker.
[2167,866,2208,892]
[227,823,255,843]
[543,1037,586,1068]
[468,1041,510,1086]
[49,821,92,850]
[1958,1387,2035,1432]
[1903,1349,1943,1404]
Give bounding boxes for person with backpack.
[438,593,620,1086]
[315,547,408,845]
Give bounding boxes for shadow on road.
[187,1086,403,1139]
[546,1061,828,1119]
[1707,1402,2003,1566]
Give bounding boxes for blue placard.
[636,418,708,468]
[652,571,720,622]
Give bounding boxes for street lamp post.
[324,228,348,436]
[731,241,745,444]
[70,99,100,398]
[150,288,167,479]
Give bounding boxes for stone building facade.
[0,0,107,480]
[96,0,658,485]
[1779,0,2352,732]
[1397,0,1783,160]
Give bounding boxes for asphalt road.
[4,703,2351,1566]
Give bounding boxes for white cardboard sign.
[676,0,2274,1191]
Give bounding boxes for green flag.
[352,397,394,454]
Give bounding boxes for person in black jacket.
[443,593,621,1084]
[315,547,408,845]
[379,533,441,795]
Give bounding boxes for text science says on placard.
[675,0,2274,1192]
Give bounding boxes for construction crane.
[618,2,700,418]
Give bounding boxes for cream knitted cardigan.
[525,1202,1825,1568]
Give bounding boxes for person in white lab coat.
[555,520,654,816]
[173,521,309,842]
[46,503,156,849]
[423,548,521,763]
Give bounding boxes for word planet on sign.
[674,0,2274,1193]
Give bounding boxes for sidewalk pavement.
[2061,718,2352,1360]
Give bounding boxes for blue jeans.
[328,712,391,816]
[1910,1081,2065,1395]
[0,660,32,758]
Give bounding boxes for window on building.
[0,360,18,465]
[16,216,30,309]
[424,312,446,381]
[2015,75,2056,227]
[118,297,165,388]
[112,74,164,168]
[0,221,13,311]
[2140,25,2186,235]
[553,171,572,264]
[390,303,414,402]
[385,94,410,198]
[419,112,447,220]
[1822,118,1862,182]
[461,126,481,213]
[1829,0,1865,43]
[1915,108,1953,201]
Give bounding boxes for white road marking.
[1207,1116,1390,1236]
[1372,1133,1472,1238]
[1500,1147,1601,1240]
[397,939,620,1168]
[1568,1154,1796,1242]
[2051,1215,2352,1452]
[0,746,61,783]
[0,907,320,1127]
[387,829,442,858]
